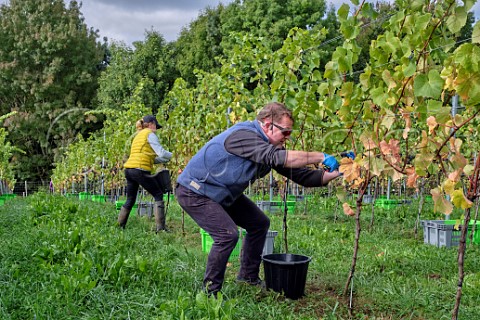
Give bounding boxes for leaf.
[337,4,350,20]
[452,189,473,210]
[451,153,467,170]
[473,21,480,44]
[381,109,395,130]
[336,186,347,202]
[413,70,444,99]
[359,132,377,150]
[403,61,416,77]
[371,86,390,109]
[401,109,412,139]
[448,170,462,183]
[446,7,467,33]
[369,157,386,177]
[406,166,418,188]
[340,158,360,183]
[443,178,456,195]
[342,203,355,216]
[379,139,401,164]
[382,70,397,91]
[426,116,437,134]
[464,164,474,175]
[431,188,453,215]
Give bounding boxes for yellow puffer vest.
[124,128,156,171]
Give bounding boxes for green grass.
[0,193,479,319]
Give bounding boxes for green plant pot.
[91,195,106,202]
[79,192,90,201]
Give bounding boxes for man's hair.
[256,102,293,124]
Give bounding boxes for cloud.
[79,0,236,45]
[1,0,479,46]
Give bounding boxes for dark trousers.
[123,168,163,210]
[176,184,270,293]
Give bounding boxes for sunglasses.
[272,123,293,137]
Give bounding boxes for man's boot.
[154,200,168,232]
[117,206,131,229]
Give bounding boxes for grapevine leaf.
[452,189,473,210]
[403,61,416,77]
[443,178,456,195]
[426,116,437,134]
[369,157,386,177]
[463,0,475,11]
[337,4,350,20]
[336,186,347,202]
[381,109,395,130]
[359,131,377,150]
[448,169,462,183]
[340,158,360,183]
[413,70,443,99]
[431,188,453,215]
[446,7,467,34]
[342,203,355,216]
[473,21,480,44]
[455,71,480,105]
[406,166,418,188]
[371,86,389,109]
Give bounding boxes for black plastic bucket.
[262,253,312,299]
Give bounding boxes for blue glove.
[322,153,339,172]
[341,151,355,160]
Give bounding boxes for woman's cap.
[143,115,162,129]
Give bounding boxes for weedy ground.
[0,192,479,319]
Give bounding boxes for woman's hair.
[135,119,148,131]
[256,102,293,124]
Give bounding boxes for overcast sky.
[0,0,479,47]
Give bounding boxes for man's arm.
[283,150,325,168]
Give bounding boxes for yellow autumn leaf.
[342,202,355,216]
[452,189,473,210]
[443,179,456,195]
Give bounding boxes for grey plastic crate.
[137,202,153,217]
[256,201,281,213]
[420,220,470,248]
[240,229,279,256]
[262,230,279,256]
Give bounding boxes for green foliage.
[97,32,178,115]
[0,112,22,189]
[51,84,152,192]
[0,0,105,181]
[174,0,336,86]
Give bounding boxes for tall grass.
[0,193,479,319]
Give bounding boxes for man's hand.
[341,151,356,160]
[322,153,339,172]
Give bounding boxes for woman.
[118,115,172,232]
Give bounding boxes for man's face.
[262,115,293,147]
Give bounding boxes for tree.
[97,31,178,116]
[173,0,337,86]
[0,0,105,182]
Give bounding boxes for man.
[176,102,341,295]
